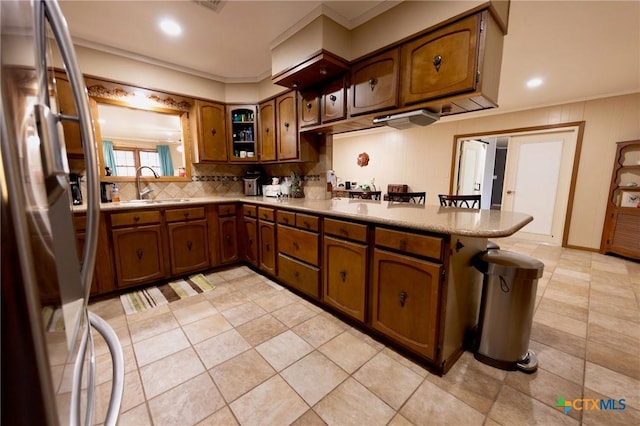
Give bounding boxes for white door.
[502,130,577,244]
[457,139,486,195]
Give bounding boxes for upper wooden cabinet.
[349,49,399,116]
[401,12,481,106]
[53,71,83,156]
[258,100,276,161]
[276,91,298,161]
[227,105,257,162]
[321,75,347,123]
[193,100,227,163]
[299,89,320,128]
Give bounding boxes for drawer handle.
[211,128,217,137]
[368,78,377,91]
[248,237,253,245]
[265,126,269,134]
[329,94,337,105]
[339,227,348,236]
[284,122,290,131]
[187,240,193,251]
[265,243,270,252]
[303,221,310,228]
[133,215,140,222]
[399,291,407,307]
[294,271,300,278]
[433,55,442,72]
[399,239,407,250]
[306,102,313,110]
[136,248,143,260]
[292,241,299,250]
[263,213,268,218]
[455,239,464,253]
[282,217,289,223]
[225,235,231,244]
[184,212,189,218]
[339,270,347,282]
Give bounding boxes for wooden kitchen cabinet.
[299,88,320,128]
[74,213,115,295]
[111,210,166,288]
[371,248,442,361]
[193,99,227,163]
[166,207,210,275]
[276,91,298,160]
[241,205,259,267]
[218,204,239,264]
[259,209,277,276]
[258,100,276,161]
[52,71,83,156]
[349,48,399,116]
[227,105,257,162]
[321,75,347,123]
[601,140,640,260]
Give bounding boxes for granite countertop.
[73,195,533,238]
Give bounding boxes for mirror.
[88,80,193,182]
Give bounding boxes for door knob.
[506,190,515,194]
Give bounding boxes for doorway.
[452,124,583,246]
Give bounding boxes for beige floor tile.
[586,340,640,380]
[589,288,639,311]
[197,406,239,426]
[488,385,578,425]
[292,313,349,348]
[133,327,191,367]
[314,378,395,426]
[291,409,327,426]
[241,281,280,301]
[354,351,423,410]
[171,300,218,326]
[588,310,640,340]
[346,327,386,352]
[118,403,152,426]
[536,296,588,322]
[318,331,379,374]
[581,388,640,426]
[95,344,137,385]
[530,322,586,359]
[387,413,415,426]
[427,351,503,414]
[253,291,295,312]
[235,314,288,346]
[281,351,348,406]
[533,308,587,339]
[400,379,485,426]
[126,303,171,325]
[181,312,234,345]
[148,373,225,425]
[194,329,251,369]
[272,302,319,328]
[584,362,640,410]
[588,322,639,358]
[220,300,267,327]
[208,290,252,312]
[505,368,583,422]
[230,375,309,426]
[529,340,585,385]
[89,298,125,321]
[218,266,253,281]
[256,330,314,371]
[128,310,179,343]
[139,347,205,399]
[94,370,145,423]
[379,348,430,378]
[203,270,229,285]
[209,349,275,403]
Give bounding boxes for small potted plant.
[289,172,304,198]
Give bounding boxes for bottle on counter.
[111,184,120,202]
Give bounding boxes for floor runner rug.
[120,273,216,315]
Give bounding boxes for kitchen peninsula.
[76,197,531,374]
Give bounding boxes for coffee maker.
[69,173,83,205]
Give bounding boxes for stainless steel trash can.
[472,250,544,373]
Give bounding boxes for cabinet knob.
[303,221,310,228]
[284,122,290,131]
[329,94,337,104]
[294,271,300,279]
[184,212,189,218]
[136,248,143,260]
[187,240,193,251]
[339,227,348,236]
[339,270,347,282]
[265,243,270,252]
[282,217,289,223]
[399,291,407,307]
[225,235,231,243]
[133,215,140,222]
[211,128,216,137]
[249,238,253,245]
[292,241,299,250]
[368,78,377,91]
[306,102,312,110]
[265,127,269,134]
[399,239,407,250]
[433,55,442,72]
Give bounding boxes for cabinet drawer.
[258,207,275,222]
[218,204,237,216]
[165,207,205,222]
[278,226,319,266]
[111,210,161,227]
[296,213,319,232]
[278,254,320,299]
[324,218,368,243]
[243,205,257,218]
[74,214,87,231]
[277,210,296,226]
[376,228,443,260]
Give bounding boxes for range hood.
[372,109,439,130]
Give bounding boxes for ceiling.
[56,0,639,116]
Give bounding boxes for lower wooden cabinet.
[241,216,259,266]
[323,236,368,321]
[259,220,276,276]
[278,253,320,298]
[371,248,442,360]
[219,215,238,264]
[74,213,115,295]
[112,224,166,288]
[167,219,209,276]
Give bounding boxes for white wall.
[333,92,640,250]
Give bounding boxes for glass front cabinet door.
[227,105,257,162]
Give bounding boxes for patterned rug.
[119,273,216,315]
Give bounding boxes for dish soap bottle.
[111,184,120,202]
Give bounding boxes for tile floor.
[66,237,639,425]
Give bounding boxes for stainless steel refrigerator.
[1,0,123,424]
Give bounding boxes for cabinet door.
[227,105,257,162]
[259,221,276,276]
[400,13,481,105]
[321,76,347,123]
[299,89,320,128]
[112,225,166,288]
[258,100,276,162]
[349,49,399,116]
[371,248,441,360]
[168,219,210,275]
[241,217,259,266]
[276,91,298,160]
[323,236,367,321]
[53,72,83,156]
[219,216,238,264]
[196,100,227,162]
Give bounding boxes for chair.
[388,191,426,204]
[438,194,481,208]
[349,190,381,200]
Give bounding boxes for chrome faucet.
[135,166,159,199]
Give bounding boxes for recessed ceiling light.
[526,77,543,88]
[159,19,182,37]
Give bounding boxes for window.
[113,147,161,177]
